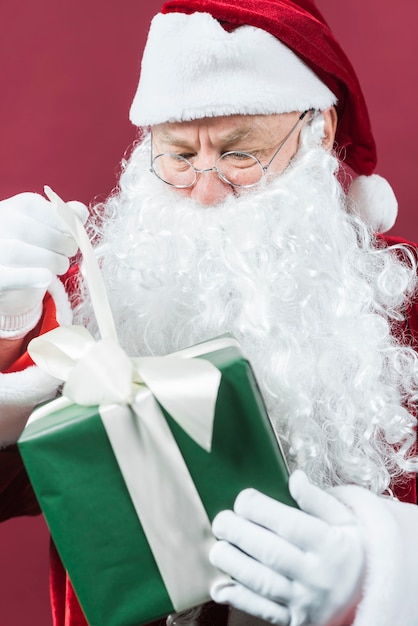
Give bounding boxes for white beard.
[75,125,418,494]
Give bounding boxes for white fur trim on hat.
[348,174,398,234]
[130,12,337,126]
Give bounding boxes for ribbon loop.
[133,356,220,452]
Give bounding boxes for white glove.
[209,470,365,626]
[0,192,88,339]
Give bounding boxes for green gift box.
[18,338,295,626]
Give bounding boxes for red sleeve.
[0,445,41,521]
[4,290,60,373]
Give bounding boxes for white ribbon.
[27,186,227,610]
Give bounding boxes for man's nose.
[190,169,233,206]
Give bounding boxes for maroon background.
[1,1,417,623]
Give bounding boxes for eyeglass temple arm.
[263,109,311,173]
[149,132,154,170]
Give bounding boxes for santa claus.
[1,1,418,625]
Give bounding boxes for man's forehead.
[151,113,296,144]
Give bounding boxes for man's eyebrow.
[156,133,191,147]
[220,128,254,146]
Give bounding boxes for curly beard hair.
[74,114,418,495]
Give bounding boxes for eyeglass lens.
[152,152,264,188]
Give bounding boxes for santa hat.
[129,0,397,233]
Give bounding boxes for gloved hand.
[0,192,88,339]
[209,470,365,626]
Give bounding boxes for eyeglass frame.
[149,109,312,189]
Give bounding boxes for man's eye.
[166,154,193,171]
[222,152,259,168]
[233,152,251,160]
[177,153,194,161]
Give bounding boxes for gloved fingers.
[0,266,52,292]
[289,470,356,526]
[0,193,69,233]
[66,200,89,224]
[0,192,88,234]
[210,539,293,603]
[0,216,79,258]
[0,241,70,276]
[212,510,305,581]
[233,488,331,552]
[210,577,291,626]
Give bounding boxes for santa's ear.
[322,107,338,151]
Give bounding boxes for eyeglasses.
[150,110,311,189]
